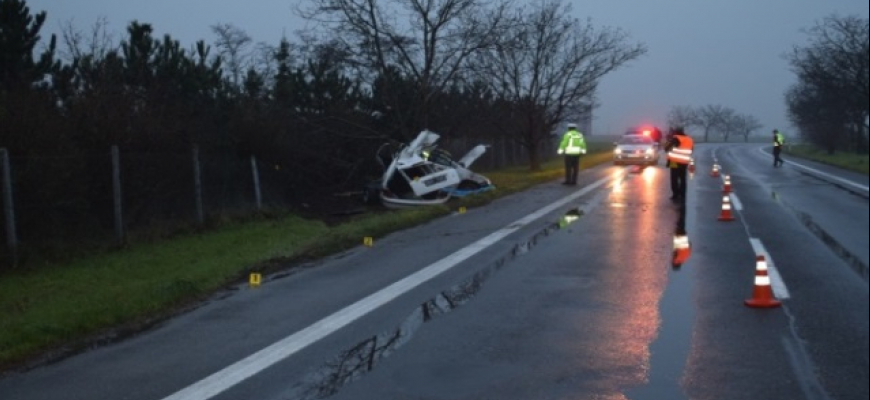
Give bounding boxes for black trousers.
[670,164,688,199]
[773,146,783,166]
[564,155,580,183]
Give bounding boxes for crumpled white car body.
[366,130,495,208]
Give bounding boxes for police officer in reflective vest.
[665,127,694,201]
[557,123,587,185]
[772,129,785,167]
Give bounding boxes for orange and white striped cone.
[717,194,735,221]
[745,255,781,308]
[710,163,720,178]
[672,234,691,268]
[722,174,732,193]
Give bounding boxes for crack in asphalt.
[287,205,598,400]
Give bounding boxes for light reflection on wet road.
[292,209,582,399]
[626,201,694,400]
[308,165,694,400]
[1,146,867,400]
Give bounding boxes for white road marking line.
[756,146,869,192]
[728,193,743,211]
[750,238,791,300]
[161,172,622,400]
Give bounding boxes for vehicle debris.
[363,130,495,208]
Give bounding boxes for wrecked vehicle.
[363,130,495,208]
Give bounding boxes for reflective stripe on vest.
[667,135,694,165]
[565,144,582,154]
[563,132,584,155]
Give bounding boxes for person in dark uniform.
[664,127,694,202]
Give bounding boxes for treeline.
[0,0,646,265]
[666,104,764,143]
[663,14,868,149]
[786,14,869,154]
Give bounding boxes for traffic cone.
[672,233,691,268]
[710,163,720,177]
[745,255,781,308]
[722,175,732,193]
[717,195,735,221]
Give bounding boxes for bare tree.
[669,104,758,142]
[693,104,734,142]
[469,0,646,170]
[667,105,699,130]
[729,113,763,142]
[715,107,738,142]
[298,0,512,139]
[211,23,252,91]
[252,41,280,85]
[787,14,869,153]
[58,16,116,64]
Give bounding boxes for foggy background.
[25,0,870,136]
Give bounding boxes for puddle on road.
[290,183,697,400]
[626,198,693,400]
[625,261,694,400]
[558,208,583,228]
[290,208,586,399]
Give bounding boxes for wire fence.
[0,136,555,268]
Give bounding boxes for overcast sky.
[24,0,870,136]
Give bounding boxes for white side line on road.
[750,238,791,300]
[756,147,869,193]
[728,193,743,211]
[161,172,621,400]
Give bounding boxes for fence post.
[192,145,204,224]
[250,155,262,211]
[111,145,125,245]
[1,148,18,267]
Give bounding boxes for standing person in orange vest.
[665,127,694,202]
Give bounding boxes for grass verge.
[9,140,857,372]
[785,145,869,175]
[0,148,608,372]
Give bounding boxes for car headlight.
[614,148,622,154]
[645,148,654,155]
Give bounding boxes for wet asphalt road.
[0,143,867,400]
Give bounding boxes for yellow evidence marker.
[249,273,262,287]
